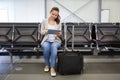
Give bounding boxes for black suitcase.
[57,51,84,75]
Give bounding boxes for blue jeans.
[41,41,61,68]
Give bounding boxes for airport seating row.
[0,22,120,64]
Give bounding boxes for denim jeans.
[41,41,61,68]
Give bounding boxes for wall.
[102,0,120,22]
[0,0,14,22]
[46,0,99,23]
[14,0,45,22]
[0,0,45,22]
[0,0,120,22]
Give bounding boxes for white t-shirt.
[47,24,57,42]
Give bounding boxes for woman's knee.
[41,42,50,49]
[51,42,61,49]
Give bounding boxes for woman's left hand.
[56,31,62,36]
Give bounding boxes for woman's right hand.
[56,31,62,36]
[44,29,48,34]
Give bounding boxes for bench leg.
[8,51,13,66]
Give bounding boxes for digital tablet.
[48,29,60,34]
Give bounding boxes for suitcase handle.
[62,51,82,56]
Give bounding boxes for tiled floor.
[0,56,120,80]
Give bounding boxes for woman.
[40,7,62,77]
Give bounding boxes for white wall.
[0,0,45,22]
[14,0,45,22]
[102,0,120,22]
[46,0,99,22]
[0,0,120,22]
[0,0,14,22]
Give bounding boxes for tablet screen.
[48,30,60,34]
